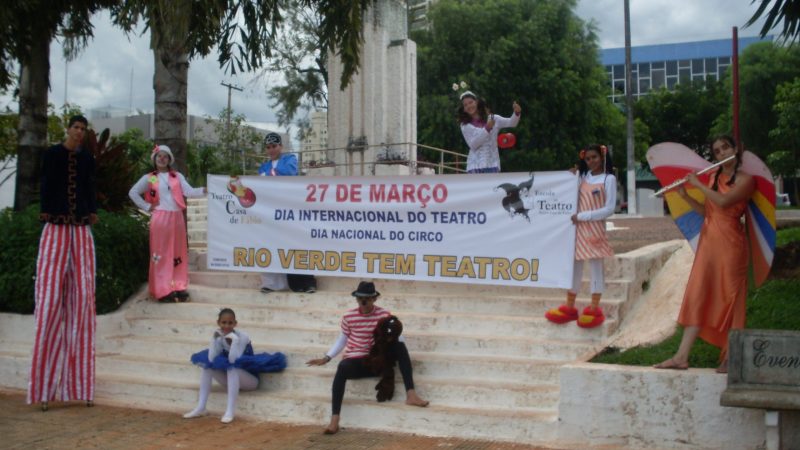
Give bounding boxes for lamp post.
[624,0,637,215]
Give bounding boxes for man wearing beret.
[307,281,428,434]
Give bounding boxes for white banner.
[207,172,577,288]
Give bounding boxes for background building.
[89,110,290,151]
[600,36,772,103]
[299,110,328,167]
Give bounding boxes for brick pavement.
[1,391,557,450]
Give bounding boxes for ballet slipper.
[653,358,689,370]
[323,426,339,435]
[220,413,234,424]
[41,402,48,412]
[182,408,208,419]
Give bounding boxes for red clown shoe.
[576,306,605,328]
[545,304,579,324]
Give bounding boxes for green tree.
[1,0,116,211]
[636,79,729,157]
[414,0,630,172]
[746,0,800,42]
[112,0,374,176]
[195,107,263,174]
[713,42,800,159]
[0,103,87,189]
[769,78,800,202]
[113,127,155,177]
[265,1,328,138]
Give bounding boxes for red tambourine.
[498,133,516,149]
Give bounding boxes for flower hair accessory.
[579,149,586,160]
[453,81,474,100]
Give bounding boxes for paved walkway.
[1,391,563,450]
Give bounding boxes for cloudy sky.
[0,1,769,131]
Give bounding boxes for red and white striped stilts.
[27,223,96,407]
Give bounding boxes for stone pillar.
[325,0,417,176]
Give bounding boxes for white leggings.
[193,368,259,416]
[570,259,605,295]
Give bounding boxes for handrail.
[237,141,468,175]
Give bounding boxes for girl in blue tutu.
[184,308,286,423]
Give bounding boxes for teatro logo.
[494,173,535,222]
[227,176,256,208]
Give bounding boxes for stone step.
[178,284,626,318]
[0,350,29,391]
[92,374,559,443]
[91,354,559,411]
[106,321,600,361]
[0,339,563,386]
[187,212,206,222]
[126,300,617,341]
[188,271,634,300]
[188,230,206,243]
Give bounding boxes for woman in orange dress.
[654,135,755,373]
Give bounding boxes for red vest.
[144,171,186,210]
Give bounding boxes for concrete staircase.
[0,197,681,446]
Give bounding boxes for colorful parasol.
[646,142,776,287]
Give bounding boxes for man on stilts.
[27,115,98,411]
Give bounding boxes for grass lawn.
[592,227,800,368]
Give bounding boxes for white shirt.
[208,330,251,363]
[460,112,521,171]
[128,171,205,212]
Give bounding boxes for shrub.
[0,206,40,313]
[92,209,150,314]
[0,206,149,315]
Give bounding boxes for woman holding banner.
[258,132,317,294]
[545,144,615,329]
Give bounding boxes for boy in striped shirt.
[307,281,428,434]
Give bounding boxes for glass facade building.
[601,36,772,103]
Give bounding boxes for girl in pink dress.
[129,145,206,302]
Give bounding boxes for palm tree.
[746,0,800,42]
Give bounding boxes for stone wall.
[558,363,766,449]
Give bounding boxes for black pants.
[287,274,316,291]
[331,341,415,415]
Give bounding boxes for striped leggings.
[27,223,96,404]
